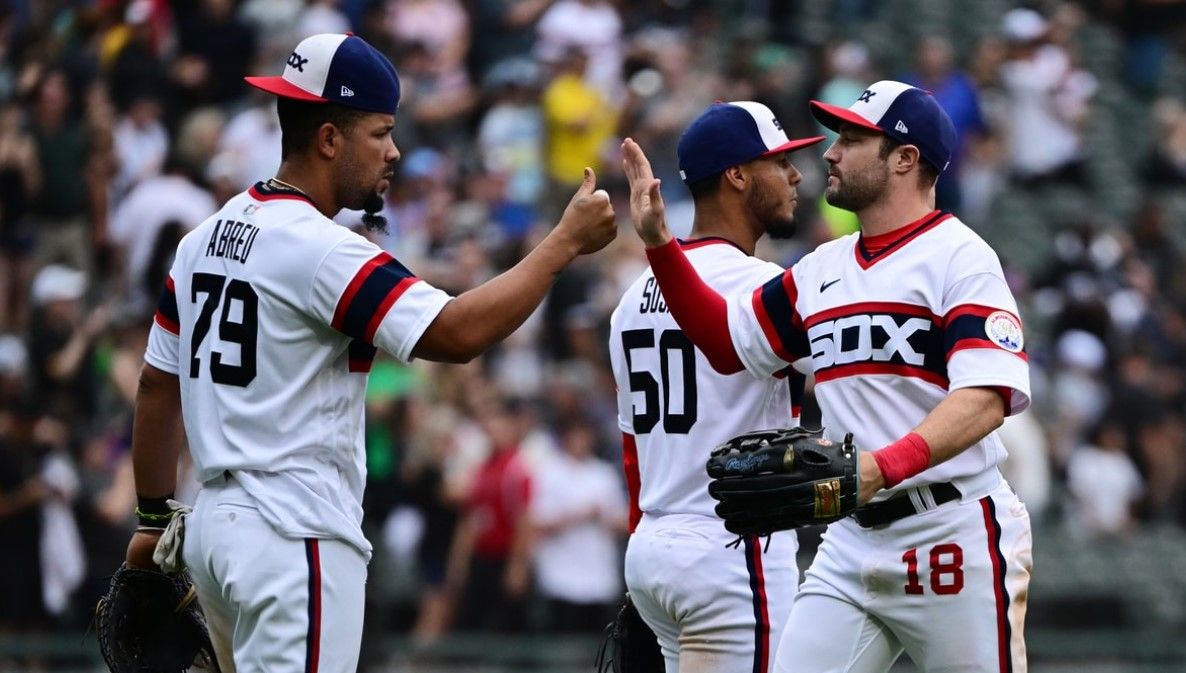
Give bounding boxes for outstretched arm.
[621,138,744,374]
[413,168,615,362]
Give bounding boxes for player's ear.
[893,144,921,177]
[723,165,747,192]
[316,122,339,160]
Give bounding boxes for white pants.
[625,513,800,673]
[775,480,1033,673]
[183,477,368,673]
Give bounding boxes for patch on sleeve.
[984,311,1023,353]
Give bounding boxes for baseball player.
[609,101,822,673]
[122,33,615,673]
[624,81,1033,673]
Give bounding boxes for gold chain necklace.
[268,177,308,196]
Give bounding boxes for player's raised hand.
[557,167,616,255]
[622,138,672,248]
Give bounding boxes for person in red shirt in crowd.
[445,398,534,633]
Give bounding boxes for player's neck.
[856,189,936,237]
[690,201,758,255]
[274,161,339,218]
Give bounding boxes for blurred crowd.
[1,0,1186,658]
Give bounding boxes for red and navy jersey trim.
[943,305,1028,362]
[787,371,805,420]
[855,210,951,269]
[304,539,322,673]
[348,340,377,373]
[332,252,419,345]
[979,497,1014,673]
[249,180,316,206]
[752,271,809,363]
[154,276,181,335]
[744,536,771,673]
[622,433,642,534]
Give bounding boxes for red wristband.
[872,432,932,488]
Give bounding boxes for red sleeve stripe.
[331,252,418,343]
[944,304,1016,324]
[153,275,181,335]
[947,339,1029,362]
[751,270,807,364]
[752,288,796,363]
[332,254,389,330]
[363,277,420,343]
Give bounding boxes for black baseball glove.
[706,427,859,535]
[96,563,221,673]
[594,593,665,673]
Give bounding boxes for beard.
[340,157,391,232]
[361,191,387,233]
[747,179,797,239]
[825,158,889,212]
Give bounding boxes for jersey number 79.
[190,272,259,387]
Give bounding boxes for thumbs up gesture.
[557,167,617,255]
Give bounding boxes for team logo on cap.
[985,311,1024,353]
[286,52,309,72]
[857,89,876,103]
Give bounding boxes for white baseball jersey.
[145,181,452,557]
[724,211,1030,499]
[610,239,801,520]
[612,238,804,673]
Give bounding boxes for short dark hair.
[687,172,723,201]
[879,135,939,188]
[276,97,369,159]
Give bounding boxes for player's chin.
[361,190,384,215]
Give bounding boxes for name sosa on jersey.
[639,277,669,315]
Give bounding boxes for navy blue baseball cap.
[810,80,956,173]
[246,33,400,115]
[677,101,825,186]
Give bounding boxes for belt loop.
[906,488,926,514]
[918,485,938,510]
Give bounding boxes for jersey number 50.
[621,329,697,434]
[190,272,258,387]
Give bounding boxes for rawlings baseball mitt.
[706,427,859,535]
[95,564,221,673]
